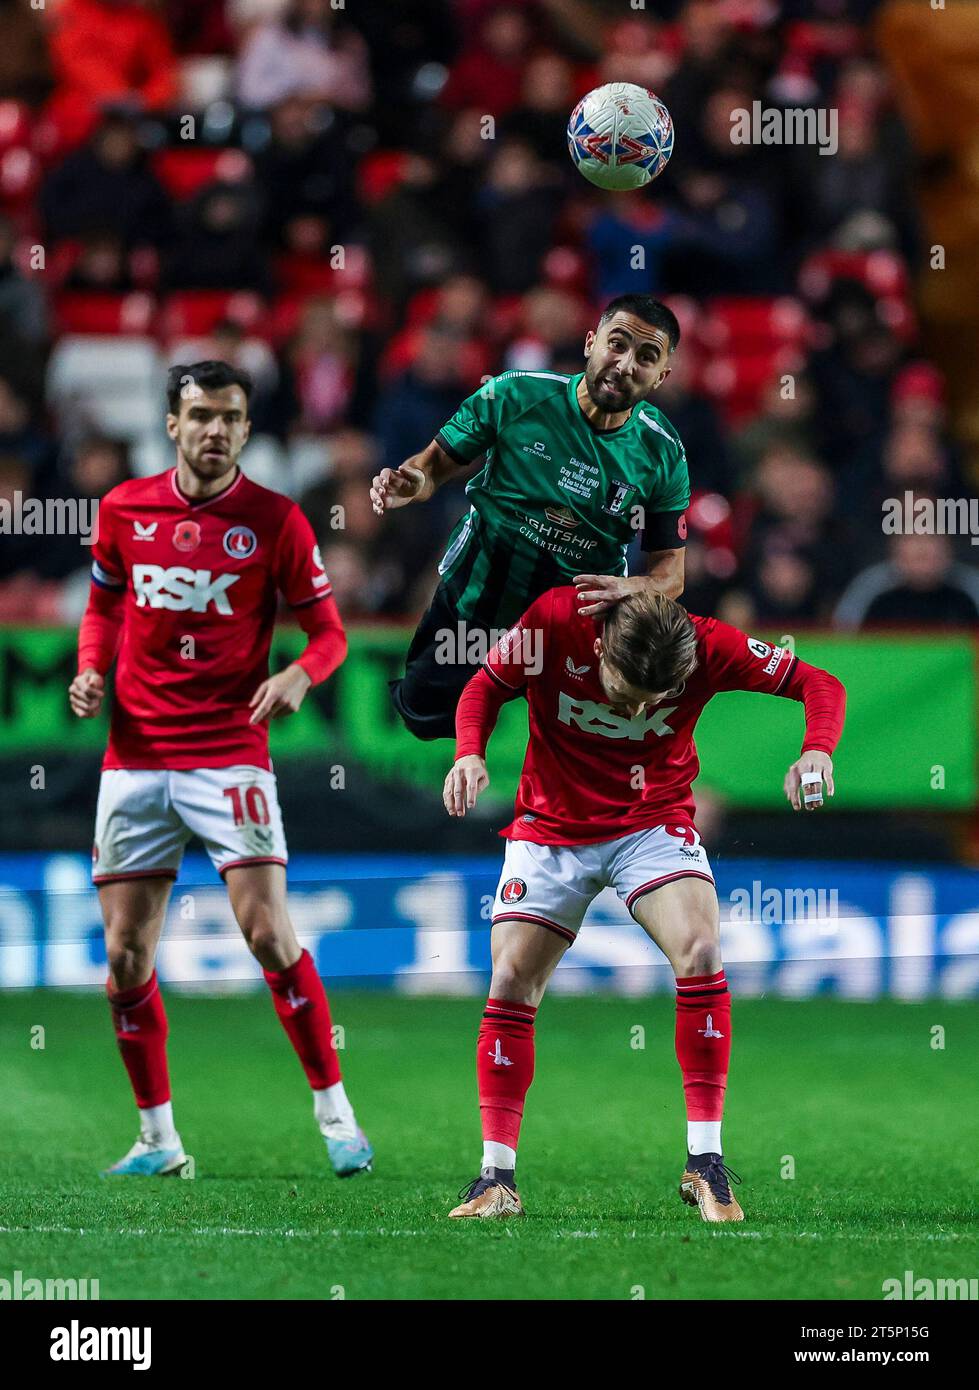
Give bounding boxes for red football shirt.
[461,585,842,846]
[86,468,334,770]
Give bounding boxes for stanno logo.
[489,1039,513,1067]
[132,521,157,541]
[132,565,240,614]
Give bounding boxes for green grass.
[1,991,975,1300]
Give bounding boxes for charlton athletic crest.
[501,877,527,904]
[223,525,258,559]
[172,519,201,552]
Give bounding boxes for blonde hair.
[601,590,698,693]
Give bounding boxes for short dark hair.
[601,590,698,694]
[599,295,681,353]
[166,361,253,416]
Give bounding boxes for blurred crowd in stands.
[1,0,977,631]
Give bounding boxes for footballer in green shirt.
[370,294,691,740]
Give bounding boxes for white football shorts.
[92,766,288,883]
[491,823,715,944]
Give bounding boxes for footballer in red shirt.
[69,361,373,1179]
[443,585,846,1222]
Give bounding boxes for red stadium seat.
[161,291,265,338]
[151,147,252,200]
[55,292,156,336]
[799,249,909,302]
[698,297,810,353]
[701,347,806,426]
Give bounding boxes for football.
[567,82,674,190]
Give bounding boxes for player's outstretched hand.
[444,755,489,817]
[69,668,105,718]
[574,573,640,616]
[370,464,426,516]
[249,663,312,725]
[784,751,834,812]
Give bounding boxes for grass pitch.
[1,991,975,1300]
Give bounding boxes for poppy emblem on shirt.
[172,519,202,553]
[223,525,257,559]
[501,877,528,904]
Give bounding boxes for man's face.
[593,639,666,718]
[583,311,673,413]
[167,384,251,480]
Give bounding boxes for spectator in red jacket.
[47,0,177,146]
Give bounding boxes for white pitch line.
[0,1225,970,1243]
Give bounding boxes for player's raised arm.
[374,374,505,518]
[369,438,458,515]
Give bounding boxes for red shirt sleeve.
[273,503,333,610]
[456,589,555,757]
[782,659,846,756]
[482,589,554,692]
[273,502,346,686]
[703,618,797,694]
[703,619,845,755]
[293,595,347,686]
[79,493,125,675]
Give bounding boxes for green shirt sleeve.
[652,435,691,513]
[434,376,505,465]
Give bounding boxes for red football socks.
[476,997,537,1150]
[263,948,342,1090]
[674,970,731,1121]
[106,969,171,1109]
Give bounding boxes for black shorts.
[389,584,492,742]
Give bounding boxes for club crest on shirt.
[223,525,257,559]
[172,519,202,553]
[501,877,527,904]
[602,479,636,516]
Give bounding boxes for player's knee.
[105,938,154,991]
[489,955,544,1005]
[674,925,722,978]
[239,906,294,967]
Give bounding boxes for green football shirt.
[434,369,690,629]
